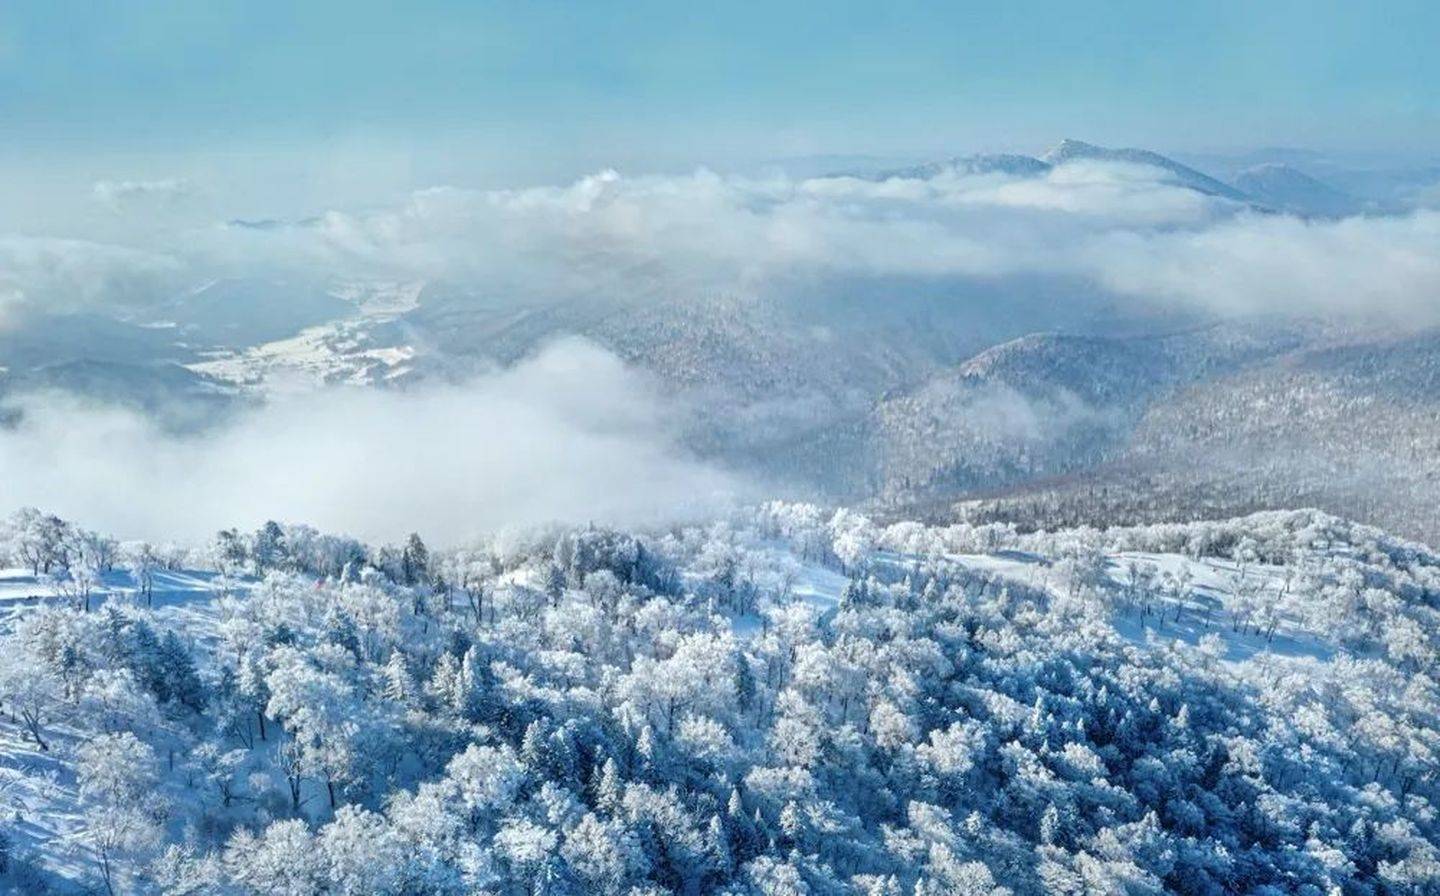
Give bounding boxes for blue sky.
[0,1,1434,201]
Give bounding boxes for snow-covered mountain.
[1231,163,1361,217]
[2,360,238,431]
[1177,147,1440,211]
[4,140,1439,545]
[12,268,1440,543]
[863,332,1176,496]
[857,140,1257,205]
[0,311,240,430]
[1041,138,1251,201]
[861,323,1313,505]
[913,325,1440,544]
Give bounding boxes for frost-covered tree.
[73,733,165,895]
[3,505,1439,894]
[0,645,62,750]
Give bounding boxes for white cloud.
[92,177,194,209]
[0,236,181,322]
[0,338,748,543]
[1074,210,1440,319]
[8,158,1440,325]
[187,161,1436,323]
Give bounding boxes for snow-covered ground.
[188,319,416,392]
[1102,551,1335,664]
[0,567,240,889]
[0,723,86,890]
[187,282,423,392]
[0,567,237,646]
[709,536,1342,672]
[929,549,1335,664]
[715,542,850,637]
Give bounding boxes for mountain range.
[852,138,1397,218]
[4,139,1439,540]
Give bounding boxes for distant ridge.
[1041,138,1251,201]
[866,153,1052,181]
[1232,163,1360,217]
[847,139,1255,204]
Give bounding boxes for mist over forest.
[3,3,1440,894]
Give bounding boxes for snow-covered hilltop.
[0,504,1436,893]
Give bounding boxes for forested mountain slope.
[863,323,1309,501]
[946,327,1440,543]
[1,504,1437,894]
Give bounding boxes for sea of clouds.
[2,157,1437,323]
[2,157,1437,541]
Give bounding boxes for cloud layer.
[0,339,747,543]
[4,159,1439,542]
[7,159,1439,325]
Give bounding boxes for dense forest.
[0,504,1436,894]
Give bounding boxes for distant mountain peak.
[1232,163,1359,217]
[1044,138,1102,158]
[1041,139,1250,201]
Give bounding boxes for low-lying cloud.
[6,159,1439,326]
[1078,210,1440,318]
[0,236,180,322]
[0,338,747,544]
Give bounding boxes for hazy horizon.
[3,1,1439,229]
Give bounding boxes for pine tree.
[237,655,271,741]
[635,725,657,778]
[596,758,623,814]
[543,562,566,607]
[453,646,485,719]
[401,533,429,586]
[252,521,285,575]
[426,653,460,713]
[381,653,416,707]
[779,801,803,848]
[703,814,734,881]
[723,788,756,860]
[733,651,756,716]
[522,719,551,770]
[1040,804,1062,846]
[157,631,205,712]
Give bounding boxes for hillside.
[862,323,1311,503]
[0,505,1436,893]
[932,327,1440,542]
